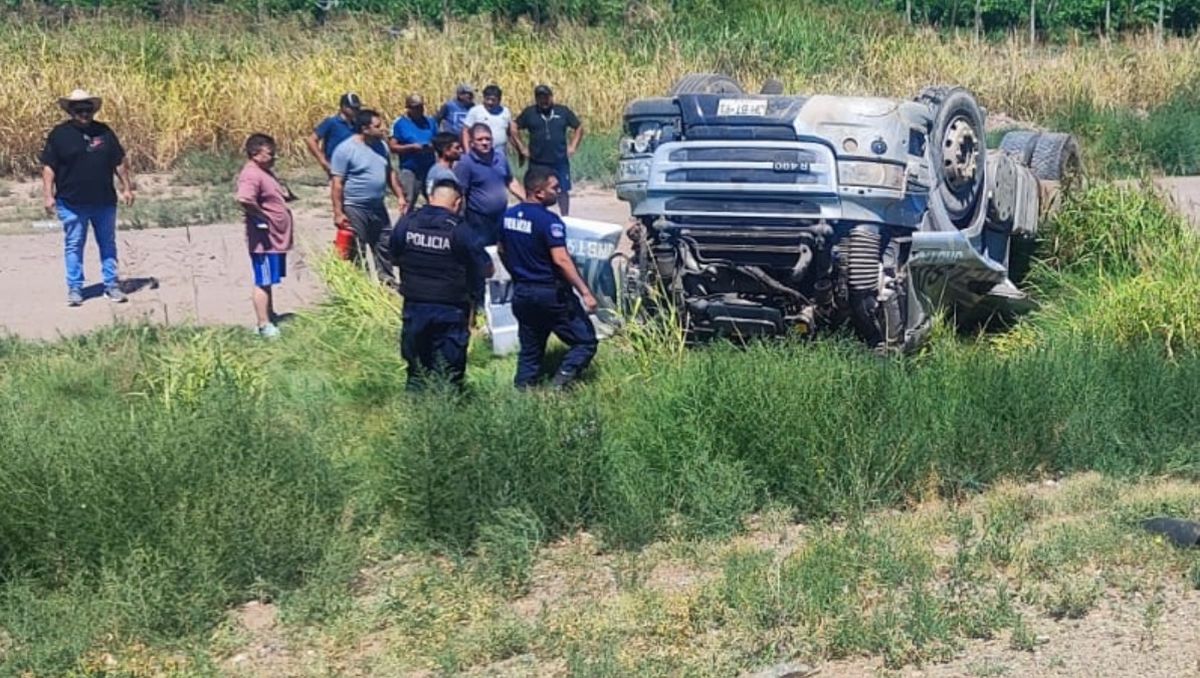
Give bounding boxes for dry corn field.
[0,15,1197,174]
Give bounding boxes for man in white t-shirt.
[461,83,517,161]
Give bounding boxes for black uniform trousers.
[400,301,470,390]
[511,283,598,388]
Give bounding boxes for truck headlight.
[618,158,652,182]
[632,124,661,154]
[838,161,906,190]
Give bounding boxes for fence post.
[975,0,982,43]
[1029,0,1036,46]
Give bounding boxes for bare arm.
[507,177,526,202]
[306,133,331,175]
[41,166,56,215]
[460,128,471,155]
[388,167,408,212]
[115,160,135,205]
[508,119,528,161]
[568,122,584,157]
[389,138,425,157]
[330,176,348,226]
[550,246,597,312]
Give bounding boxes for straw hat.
[58,89,102,113]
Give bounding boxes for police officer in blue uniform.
[389,179,493,390]
[498,166,598,389]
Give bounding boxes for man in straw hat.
[41,89,135,306]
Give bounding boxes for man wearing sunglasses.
[41,89,135,306]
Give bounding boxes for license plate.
[772,160,810,173]
[716,98,768,117]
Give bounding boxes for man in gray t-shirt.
[424,132,464,196]
[330,109,407,284]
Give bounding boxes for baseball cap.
[455,83,474,96]
[534,84,553,96]
[339,92,362,110]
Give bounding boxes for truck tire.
[926,87,987,230]
[760,78,785,95]
[669,73,744,96]
[998,130,1040,166]
[1030,132,1082,188]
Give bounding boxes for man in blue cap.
[389,179,493,390]
[498,165,598,389]
[307,92,362,179]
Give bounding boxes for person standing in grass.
[424,132,463,197]
[498,166,598,390]
[330,108,407,286]
[389,180,493,391]
[513,84,584,216]
[41,89,136,307]
[454,124,525,246]
[461,84,516,162]
[388,93,438,213]
[236,133,293,339]
[435,83,475,138]
[306,92,362,179]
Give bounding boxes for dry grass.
[0,15,1197,174]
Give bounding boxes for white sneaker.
[257,323,281,339]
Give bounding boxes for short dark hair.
[354,108,380,133]
[482,84,502,99]
[244,133,276,157]
[432,132,460,157]
[523,165,557,193]
[430,178,462,197]
[470,123,493,139]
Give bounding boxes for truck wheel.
[669,73,744,96]
[1030,132,1082,189]
[998,130,1040,166]
[759,78,785,95]
[926,87,987,230]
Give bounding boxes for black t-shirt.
[516,104,580,167]
[40,121,125,206]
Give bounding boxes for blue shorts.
[251,253,287,287]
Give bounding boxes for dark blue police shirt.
[498,202,567,286]
[390,205,493,305]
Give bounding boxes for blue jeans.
[57,201,118,291]
[511,284,598,388]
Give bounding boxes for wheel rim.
[942,116,980,193]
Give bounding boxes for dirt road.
[1,177,1197,341]
[0,184,631,341]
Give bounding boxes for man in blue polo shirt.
[498,165,598,389]
[306,92,361,178]
[389,93,438,213]
[435,83,474,137]
[454,123,524,246]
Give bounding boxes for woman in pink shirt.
[235,134,294,338]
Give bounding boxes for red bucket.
[334,227,355,260]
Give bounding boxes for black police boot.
[550,369,579,390]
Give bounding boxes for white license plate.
[716,98,768,117]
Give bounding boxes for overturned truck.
[614,74,1080,352]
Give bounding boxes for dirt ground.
[0,179,632,340]
[1,176,1197,341]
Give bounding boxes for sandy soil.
[0,179,631,340]
[1,175,1196,342]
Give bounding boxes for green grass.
[0,182,1199,673]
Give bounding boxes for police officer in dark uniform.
[498,166,598,389]
[389,179,493,390]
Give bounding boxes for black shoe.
[550,369,579,390]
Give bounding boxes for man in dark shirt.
[389,180,493,390]
[41,89,136,306]
[306,92,362,178]
[513,84,584,216]
[498,166,598,389]
[454,123,525,246]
